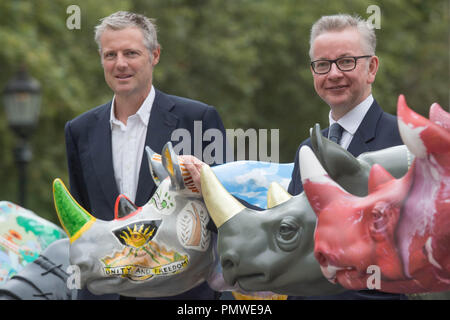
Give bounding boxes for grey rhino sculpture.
[53,142,216,298]
[200,124,413,296]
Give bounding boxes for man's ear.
[99,49,104,66]
[367,55,379,84]
[151,46,161,67]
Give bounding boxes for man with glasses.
[287,14,404,299]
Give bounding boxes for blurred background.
[0,0,448,223]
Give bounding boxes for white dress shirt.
[110,86,155,202]
[328,94,374,150]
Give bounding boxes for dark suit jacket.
[64,88,226,299]
[65,88,226,220]
[287,99,405,300]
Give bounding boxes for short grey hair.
[94,11,159,53]
[309,14,376,60]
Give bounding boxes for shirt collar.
[110,85,155,129]
[328,94,373,135]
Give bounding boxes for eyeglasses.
[311,55,372,74]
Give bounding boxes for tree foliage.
[0,0,448,223]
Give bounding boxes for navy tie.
[328,123,344,145]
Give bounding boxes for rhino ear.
[429,102,450,131]
[310,123,364,184]
[398,94,450,159]
[368,164,395,194]
[161,142,185,190]
[114,194,139,220]
[145,146,168,187]
[267,182,292,208]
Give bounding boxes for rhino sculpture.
[1,150,291,300]
[200,126,412,295]
[53,142,216,297]
[301,95,450,293]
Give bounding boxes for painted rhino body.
[54,143,215,297]
[301,95,450,293]
[201,126,412,295]
[0,201,66,284]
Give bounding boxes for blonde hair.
[94,11,159,53]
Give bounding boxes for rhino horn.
[200,164,245,228]
[53,178,96,243]
[398,94,450,159]
[267,182,292,208]
[299,145,351,215]
[114,194,139,220]
[368,164,396,194]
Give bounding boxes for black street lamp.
[3,67,41,207]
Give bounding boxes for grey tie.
[328,123,344,145]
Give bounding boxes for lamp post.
[3,67,41,207]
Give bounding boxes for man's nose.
[327,62,344,79]
[115,53,128,69]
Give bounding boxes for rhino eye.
[276,216,301,252]
[371,203,389,231]
[279,224,296,239]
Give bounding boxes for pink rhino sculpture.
[300,95,450,294]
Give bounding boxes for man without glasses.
[65,11,226,300]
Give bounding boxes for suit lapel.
[135,89,179,206]
[89,102,119,217]
[347,100,383,156]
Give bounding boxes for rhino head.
[201,165,336,296]
[53,142,215,297]
[302,95,450,293]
